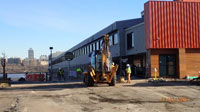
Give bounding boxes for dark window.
[83,47,85,55]
[127,32,135,49]
[75,51,76,57]
[80,49,82,56]
[85,47,86,54]
[127,33,132,49]
[159,55,176,77]
[76,50,78,57]
[83,48,85,55]
[87,45,90,54]
[96,41,99,50]
[98,40,101,50]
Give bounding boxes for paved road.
[0,80,199,112]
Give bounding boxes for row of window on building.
[73,32,118,58]
[51,32,135,65]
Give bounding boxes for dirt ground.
[0,80,199,112]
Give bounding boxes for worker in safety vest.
[76,67,82,79]
[126,64,132,83]
[58,68,65,81]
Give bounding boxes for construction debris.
[148,78,166,83]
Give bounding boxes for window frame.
[88,46,90,54]
[90,44,92,53]
[96,41,99,50]
[131,32,135,48]
[93,43,96,51]
[127,32,135,49]
[100,39,103,49]
[113,33,118,45]
[109,35,113,46]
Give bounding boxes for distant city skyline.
[0,48,56,59]
[0,0,151,59]
[0,49,50,59]
[0,49,51,59]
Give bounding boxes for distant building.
[22,48,39,66]
[51,51,64,59]
[7,58,22,65]
[28,48,34,59]
[40,61,48,66]
[22,58,38,66]
[40,55,48,61]
[29,59,38,66]
[48,51,64,69]
[39,55,48,66]
[22,58,29,66]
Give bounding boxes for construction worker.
[126,64,132,83]
[58,68,65,81]
[76,67,82,79]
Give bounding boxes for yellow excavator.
[83,34,119,86]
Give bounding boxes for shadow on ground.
[0,81,86,91]
[124,80,200,87]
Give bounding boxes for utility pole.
[0,52,11,87]
[49,47,53,81]
[1,53,6,79]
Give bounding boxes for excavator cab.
[90,50,102,72]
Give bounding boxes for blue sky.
[0,0,149,59]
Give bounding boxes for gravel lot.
[0,80,199,112]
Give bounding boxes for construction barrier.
[26,73,45,82]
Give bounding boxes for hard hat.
[112,62,115,65]
[126,64,130,67]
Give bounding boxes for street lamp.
[49,47,53,81]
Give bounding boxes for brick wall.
[149,49,200,78]
[185,49,200,77]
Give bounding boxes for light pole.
[49,47,53,81]
[1,53,6,79]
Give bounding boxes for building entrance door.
[159,55,176,77]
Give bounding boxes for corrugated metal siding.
[145,1,200,49]
[175,0,200,2]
